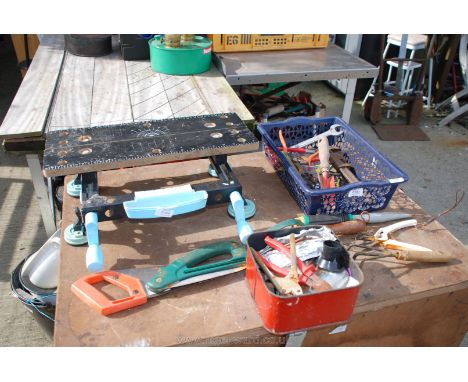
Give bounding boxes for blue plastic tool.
[66,177,81,198]
[123,187,208,219]
[84,212,103,272]
[229,191,253,244]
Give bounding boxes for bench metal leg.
[342,78,357,123]
[26,154,56,237]
[285,331,307,347]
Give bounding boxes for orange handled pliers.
[263,235,317,285]
[278,129,319,165]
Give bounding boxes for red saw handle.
[71,271,148,316]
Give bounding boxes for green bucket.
[149,35,212,75]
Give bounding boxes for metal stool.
[364,34,429,116]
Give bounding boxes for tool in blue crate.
[43,114,258,272]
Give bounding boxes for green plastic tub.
[149,35,212,75]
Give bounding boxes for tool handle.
[278,147,306,153]
[146,241,246,293]
[278,129,288,151]
[318,138,330,171]
[288,234,299,281]
[374,219,418,241]
[85,212,103,272]
[329,220,367,235]
[395,251,454,263]
[71,271,147,316]
[383,239,433,252]
[230,191,253,244]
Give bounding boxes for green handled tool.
[71,241,245,316]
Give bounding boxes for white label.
[155,208,174,218]
[388,177,404,184]
[329,324,348,335]
[348,188,364,197]
[135,185,193,200]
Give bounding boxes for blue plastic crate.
[257,116,408,215]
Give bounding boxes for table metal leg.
[285,331,307,347]
[342,78,357,123]
[26,154,56,237]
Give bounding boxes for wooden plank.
[165,77,209,118]
[54,152,468,346]
[48,53,95,130]
[43,113,259,176]
[193,65,254,122]
[0,35,65,139]
[125,62,253,122]
[90,39,133,126]
[3,136,45,152]
[126,61,173,121]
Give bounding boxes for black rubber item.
[65,34,112,57]
[317,240,349,272]
[120,34,152,60]
[10,258,55,339]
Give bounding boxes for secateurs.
[71,241,246,316]
[349,219,454,264]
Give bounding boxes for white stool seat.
[387,34,427,50]
[386,60,422,70]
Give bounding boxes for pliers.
[259,236,331,291]
[278,129,319,165]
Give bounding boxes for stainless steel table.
[213,45,378,122]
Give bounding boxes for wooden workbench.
[0,35,253,140]
[54,152,468,346]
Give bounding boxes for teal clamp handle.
[229,191,253,244]
[84,212,103,272]
[269,218,304,231]
[146,241,245,293]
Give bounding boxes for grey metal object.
[213,45,377,123]
[285,331,307,347]
[26,154,56,237]
[435,35,468,127]
[328,34,363,95]
[213,45,378,85]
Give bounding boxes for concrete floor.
[0,37,467,346]
[0,35,51,346]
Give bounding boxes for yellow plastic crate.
[208,34,329,53]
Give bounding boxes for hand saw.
[71,241,245,316]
